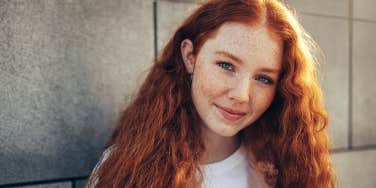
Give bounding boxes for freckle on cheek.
[197,75,220,99]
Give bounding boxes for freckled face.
[191,22,283,137]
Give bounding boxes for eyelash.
[255,75,274,85]
[216,61,234,71]
[216,61,274,85]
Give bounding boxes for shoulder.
[247,147,277,188]
[86,146,116,188]
[93,145,115,171]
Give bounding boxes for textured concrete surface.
[352,21,376,147]
[10,181,72,188]
[284,0,350,17]
[0,0,153,185]
[353,0,376,21]
[157,0,198,52]
[332,150,376,188]
[299,14,350,149]
[159,0,203,3]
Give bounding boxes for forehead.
[198,22,282,68]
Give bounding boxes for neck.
[200,124,241,164]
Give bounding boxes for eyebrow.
[214,50,280,74]
[258,67,280,74]
[215,51,244,65]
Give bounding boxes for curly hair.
[86,0,336,187]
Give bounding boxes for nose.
[227,76,251,103]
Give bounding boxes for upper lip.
[215,104,247,115]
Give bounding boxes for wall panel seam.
[154,0,158,60]
[348,0,353,150]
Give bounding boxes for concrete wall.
[1,0,375,187]
[0,0,154,187]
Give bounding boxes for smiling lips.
[215,104,247,121]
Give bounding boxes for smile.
[214,104,246,122]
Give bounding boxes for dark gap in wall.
[348,0,353,150]
[299,11,376,23]
[301,12,350,20]
[332,144,376,154]
[73,176,88,181]
[352,17,376,23]
[331,147,350,153]
[153,0,158,61]
[71,179,75,188]
[0,176,87,188]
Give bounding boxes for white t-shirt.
[89,145,269,188]
[200,144,269,188]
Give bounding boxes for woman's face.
[183,22,283,138]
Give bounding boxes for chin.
[220,132,239,137]
[215,126,241,137]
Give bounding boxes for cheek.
[193,66,228,100]
[255,88,276,110]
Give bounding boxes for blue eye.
[256,76,274,85]
[217,62,234,71]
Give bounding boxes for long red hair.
[86,0,335,187]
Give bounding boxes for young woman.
[86,0,335,187]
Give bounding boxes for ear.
[180,39,195,74]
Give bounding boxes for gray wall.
[0,0,375,187]
[0,0,153,187]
